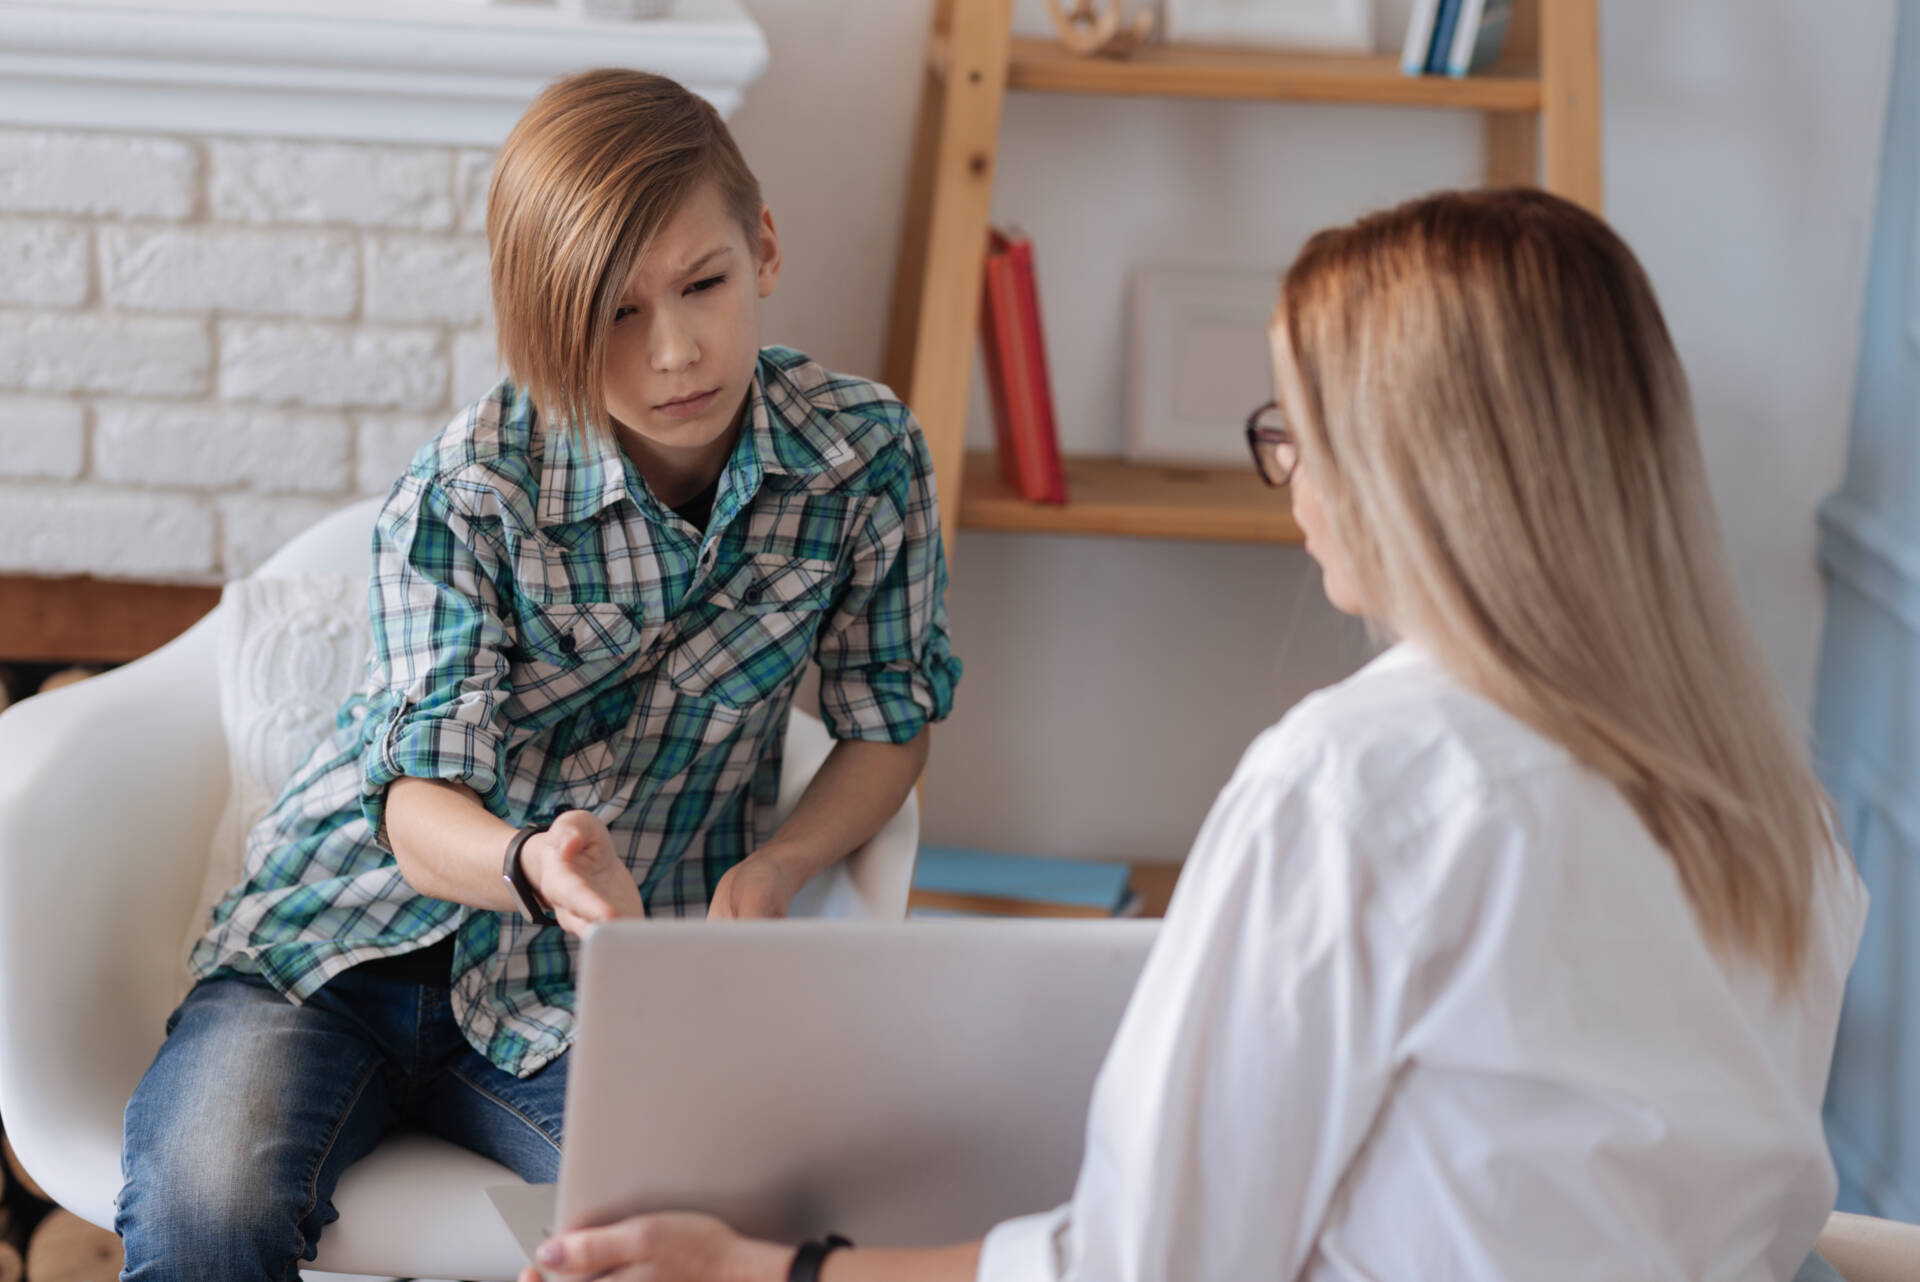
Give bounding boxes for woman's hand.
[518,1211,789,1282]
[706,852,803,920]
[521,810,647,937]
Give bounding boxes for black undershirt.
[354,479,717,988]
[670,476,720,532]
[354,933,457,985]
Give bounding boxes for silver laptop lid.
[557,918,1158,1247]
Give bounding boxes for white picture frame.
[1163,0,1374,54]
[1127,267,1283,468]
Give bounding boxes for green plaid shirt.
[190,346,962,1077]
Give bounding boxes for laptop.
[489,917,1158,1262]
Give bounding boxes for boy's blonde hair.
[487,68,763,439]
[1278,188,1837,989]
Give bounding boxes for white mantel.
[0,0,769,145]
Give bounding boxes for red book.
[979,228,1068,504]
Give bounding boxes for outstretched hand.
[520,810,647,936]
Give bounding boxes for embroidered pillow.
[178,573,372,992]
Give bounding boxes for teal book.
[1446,0,1515,77]
[913,845,1133,912]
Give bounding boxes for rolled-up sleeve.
[813,419,962,742]
[359,471,515,843]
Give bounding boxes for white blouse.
[978,644,1868,1282]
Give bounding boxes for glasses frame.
[1245,400,1298,488]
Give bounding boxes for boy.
[115,68,960,1281]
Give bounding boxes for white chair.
[0,497,919,1282]
[1816,1211,1920,1282]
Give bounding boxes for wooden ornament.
[0,1241,22,1282]
[24,1211,121,1282]
[0,1138,44,1205]
[1044,0,1153,58]
[35,667,98,695]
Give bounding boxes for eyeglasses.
[1245,401,1298,488]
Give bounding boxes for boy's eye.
[686,275,726,295]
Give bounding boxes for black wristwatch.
[501,822,556,925]
[787,1234,852,1282]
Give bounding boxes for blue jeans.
[115,968,567,1282]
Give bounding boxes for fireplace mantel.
[0,0,768,146]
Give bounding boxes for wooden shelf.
[958,452,1303,544]
[999,37,1542,112]
[0,575,219,664]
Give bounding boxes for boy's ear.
[755,205,782,298]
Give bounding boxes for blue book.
[1425,0,1465,75]
[913,845,1133,912]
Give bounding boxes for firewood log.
[23,1210,120,1282]
[35,668,97,695]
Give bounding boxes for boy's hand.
[521,810,647,936]
[706,852,803,920]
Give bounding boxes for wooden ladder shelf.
[881,0,1602,553]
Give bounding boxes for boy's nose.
[651,319,699,372]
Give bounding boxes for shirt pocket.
[509,600,654,722]
[667,553,841,710]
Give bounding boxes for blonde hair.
[487,68,763,439]
[1278,188,1836,987]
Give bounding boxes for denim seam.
[447,1064,564,1155]
[280,1061,382,1282]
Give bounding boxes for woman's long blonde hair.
[1279,188,1835,987]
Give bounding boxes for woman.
[522,189,1867,1282]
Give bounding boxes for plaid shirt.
[191,346,961,1077]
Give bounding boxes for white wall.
[729,0,1897,864]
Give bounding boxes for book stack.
[1400,0,1514,78]
[979,227,1068,504]
[909,845,1141,919]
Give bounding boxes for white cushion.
[180,573,372,994]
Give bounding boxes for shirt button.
[557,633,576,654]
[742,581,765,605]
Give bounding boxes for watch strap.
[502,822,556,925]
[786,1234,853,1282]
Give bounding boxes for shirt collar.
[535,418,630,529]
[750,351,857,479]
[534,352,853,530]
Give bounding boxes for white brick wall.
[365,236,490,326]
[0,484,216,578]
[0,125,503,582]
[102,225,359,318]
[0,131,199,219]
[0,219,90,306]
[209,140,455,231]
[95,403,353,493]
[0,397,87,481]
[0,312,211,396]
[354,412,446,497]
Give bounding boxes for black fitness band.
[787,1233,853,1282]
[501,821,556,925]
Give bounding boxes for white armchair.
[0,497,918,1281]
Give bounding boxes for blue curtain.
[1816,0,1920,1222]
